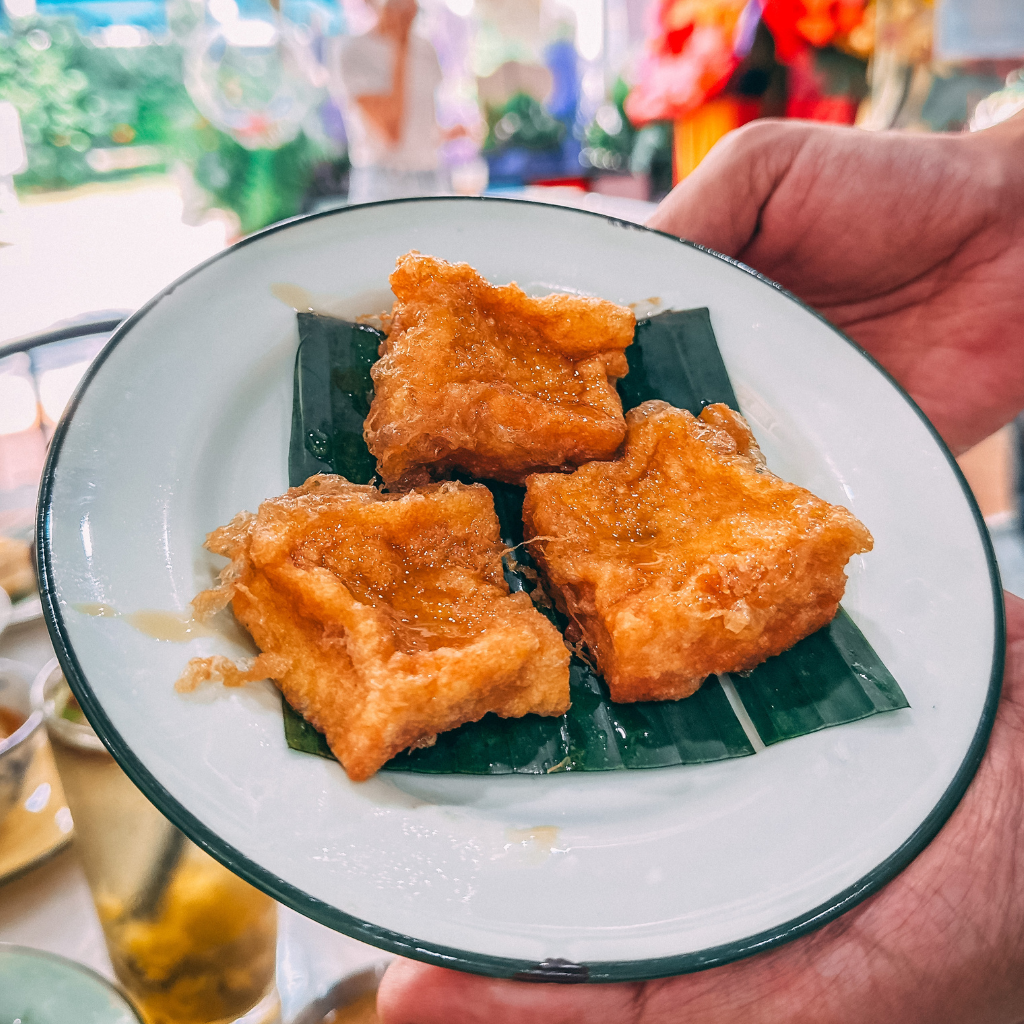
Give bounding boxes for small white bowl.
[0,659,44,828]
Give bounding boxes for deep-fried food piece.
[178,475,570,781]
[364,252,635,487]
[523,401,874,702]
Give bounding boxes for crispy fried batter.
[179,474,570,781]
[522,401,874,702]
[364,252,635,487]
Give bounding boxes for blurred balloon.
[184,3,327,150]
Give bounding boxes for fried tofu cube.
[179,475,570,781]
[522,401,874,703]
[364,252,635,487]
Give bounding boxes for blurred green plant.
[580,77,673,199]
[0,17,194,188]
[483,91,565,153]
[0,14,335,232]
[175,116,336,234]
[630,122,673,199]
[581,76,635,172]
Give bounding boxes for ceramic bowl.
[0,943,143,1023]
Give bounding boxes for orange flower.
[761,0,868,63]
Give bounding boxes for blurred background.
[4,0,1024,574]
[1,1,1024,1020]
[2,0,1024,340]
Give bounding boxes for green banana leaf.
[618,308,739,414]
[614,309,907,746]
[282,309,907,772]
[291,312,380,486]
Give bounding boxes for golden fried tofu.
[364,252,635,487]
[523,402,873,703]
[178,475,570,781]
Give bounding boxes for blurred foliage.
[0,14,334,232]
[483,91,565,153]
[629,122,673,199]
[581,77,635,172]
[0,16,194,188]
[176,117,334,234]
[813,45,869,99]
[580,77,673,199]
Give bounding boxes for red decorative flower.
[625,0,748,126]
[760,0,867,64]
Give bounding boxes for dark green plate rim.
[36,196,1005,983]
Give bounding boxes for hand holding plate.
[648,114,1024,455]
[377,593,1024,1023]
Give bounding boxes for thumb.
[645,119,809,258]
[376,959,649,1024]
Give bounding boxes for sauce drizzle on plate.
[74,604,215,642]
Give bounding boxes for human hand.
[377,117,1024,1024]
[648,115,1024,454]
[375,593,1024,1024]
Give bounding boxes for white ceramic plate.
[38,199,1002,982]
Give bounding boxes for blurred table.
[501,186,657,226]
[0,612,388,1021]
[0,308,389,1020]
[0,180,229,347]
[0,614,106,975]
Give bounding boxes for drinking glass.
[33,660,280,1024]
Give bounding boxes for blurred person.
[375,112,1024,1024]
[335,0,449,203]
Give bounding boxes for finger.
[645,119,809,257]
[377,947,835,1024]
[998,591,1024,709]
[376,958,648,1024]
[1004,590,1024,644]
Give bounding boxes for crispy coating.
[179,475,570,781]
[523,402,874,702]
[364,252,635,487]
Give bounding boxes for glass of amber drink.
[33,660,280,1024]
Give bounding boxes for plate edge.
[34,196,1006,982]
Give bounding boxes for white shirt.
[337,32,443,172]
